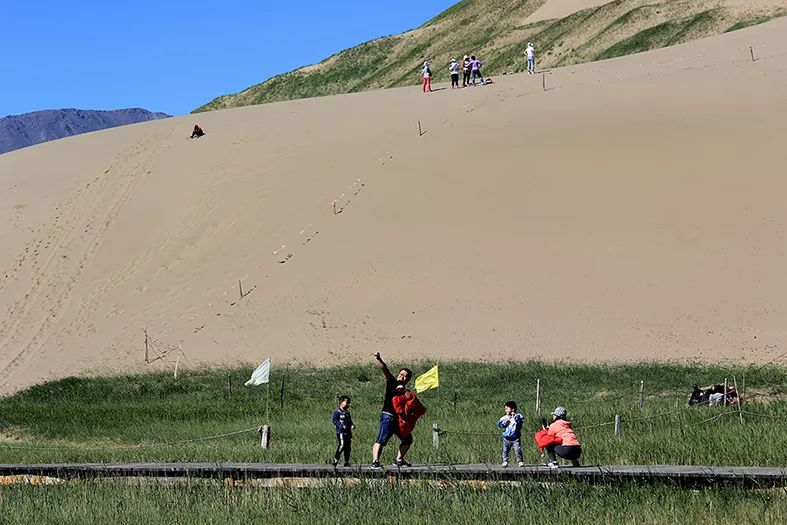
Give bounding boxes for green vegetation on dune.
[726,10,787,33]
[2,481,786,524]
[0,362,785,466]
[596,10,721,61]
[193,0,786,113]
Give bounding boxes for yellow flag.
[414,365,439,393]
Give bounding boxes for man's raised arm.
[373,352,394,381]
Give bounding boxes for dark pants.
[502,438,523,463]
[376,412,413,446]
[334,432,351,463]
[471,70,484,85]
[463,70,470,86]
[547,444,581,466]
[451,73,459,87]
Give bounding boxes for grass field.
[0,361,784,465]
[2,480,786,524]
[0,361,785,523]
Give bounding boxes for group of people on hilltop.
[422,54,486,92]
[420,42,537,93]
[330,352,582,470]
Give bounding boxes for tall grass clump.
[1,479,786,524]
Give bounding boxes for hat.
[451,58,456,62]
[464,55,469,59]
[528,42,533,46]
[423,61,429,66]
[552,407,567,418]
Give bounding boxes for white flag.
[245,357,271,386]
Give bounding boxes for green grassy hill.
[194,0,785,112]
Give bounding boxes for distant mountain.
[0,108,171,154]
[194,0,786,112]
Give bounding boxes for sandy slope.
[525,0,787,24]
[524,0,612,24]
[1,20,786,393]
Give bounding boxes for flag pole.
[266,381,271,424]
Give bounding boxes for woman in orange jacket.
[544,407,581,468]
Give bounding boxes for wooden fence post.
[639,381,645,409]
[614,415,621,438]
[432,423,440,449]
[733,375,743,424]
[259,425,271,449]
[724,378,729,407]
[535,379,542,417]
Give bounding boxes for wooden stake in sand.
[173,342,182,379]
[750,46,756,62]
[542,72,546,91]
[418,120,423,137]
[238,279,243,300]
[144,328,149,364]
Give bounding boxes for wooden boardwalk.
[1,463,785,488]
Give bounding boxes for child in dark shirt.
[332,395,355,467]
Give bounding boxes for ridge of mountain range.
[0,108,170,155]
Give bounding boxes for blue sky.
[1,1,458,117]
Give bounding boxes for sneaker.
[518,461,525,467]
[331,458,338,467]
[501,461,508,468]
[343,462,351,468]
[371,461,382,470]
[546,461,559,469]
[395,459,412,468]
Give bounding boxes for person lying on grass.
[371,352,420,469]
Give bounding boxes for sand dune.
[1,20,786,393]
[525,0,613,24]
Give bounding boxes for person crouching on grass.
[371,352,414,469]
[498,401,525,467]
[544,406,581,468]
[331,395,355,467]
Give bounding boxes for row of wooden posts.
[228,373,743,450]
[430,376,745,450]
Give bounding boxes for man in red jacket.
[371,352,414,469]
